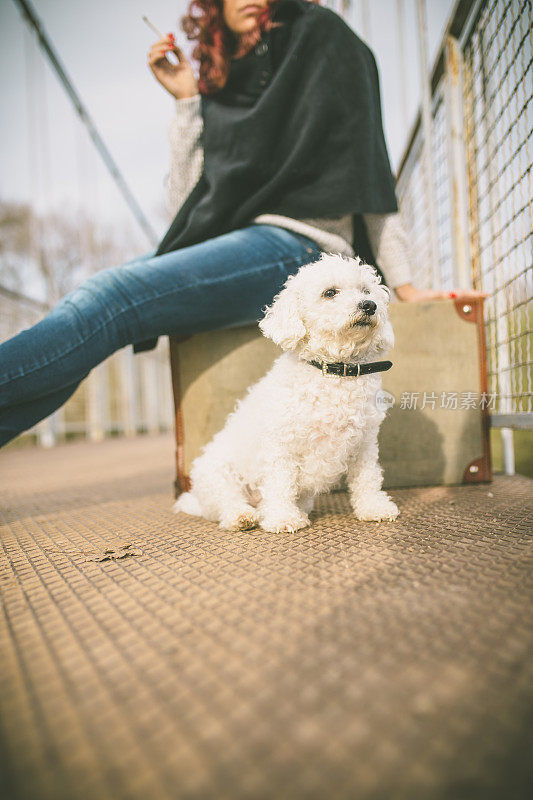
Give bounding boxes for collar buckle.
[321,361,361,377]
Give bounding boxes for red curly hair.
[181,0,320,94]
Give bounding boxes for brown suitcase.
[169,298,491,496]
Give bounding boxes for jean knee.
[60,266,128,321]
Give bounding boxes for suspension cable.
[12,0,158,247]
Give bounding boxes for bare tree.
[0,200,144,304]
[0,201,33,295]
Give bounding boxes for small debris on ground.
[84,544,144,562]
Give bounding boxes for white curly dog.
[174,252,399,532]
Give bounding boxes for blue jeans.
[0,224,323,446]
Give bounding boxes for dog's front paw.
[260,509,310,534]
[219,508,259,532]
[352,492,399,522]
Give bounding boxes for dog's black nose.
[359,300,377,315]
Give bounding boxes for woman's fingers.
[149,50,183,72]
[401,287,490,303]
[148,36,185,65]
[149,46,167,62]
[428,288,490,300]
[149,36,172,52]
[448,289,490,299]
[147,34,198,98]
[149,43,174,59]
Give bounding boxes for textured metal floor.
[1,433,532,800]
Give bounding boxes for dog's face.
[259,253,394,361]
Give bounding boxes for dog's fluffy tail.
[173,491,202,517]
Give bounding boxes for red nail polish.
[450,292,457,298]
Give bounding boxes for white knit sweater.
[166,94,413,289]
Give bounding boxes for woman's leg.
[0,224,322,446]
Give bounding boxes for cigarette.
[142,16,165,39]
[143,15,179,64]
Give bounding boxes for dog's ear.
[376,283,391,303]
[259,275,306,350]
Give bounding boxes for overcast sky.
[0,0,454,247]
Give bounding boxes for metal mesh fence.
[432,92,454,290]
[397,0,532,420]
[396,137,434,289]
[463,0,532,415]
[395,87,455,292]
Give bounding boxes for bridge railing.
[395,0,532,471]
[0,285,174,447]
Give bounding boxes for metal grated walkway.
[1,434,532,800]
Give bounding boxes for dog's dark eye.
[322,288,339,298]
[362,287,371,295]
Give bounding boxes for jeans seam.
[0,252,308,387]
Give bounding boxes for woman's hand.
[394,283,489,303]
[148,34,199,99]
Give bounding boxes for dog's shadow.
[332,406,447,494]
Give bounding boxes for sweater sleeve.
[166,94,204,216]
[362,212,413,290]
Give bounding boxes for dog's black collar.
[307,359,393,378]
